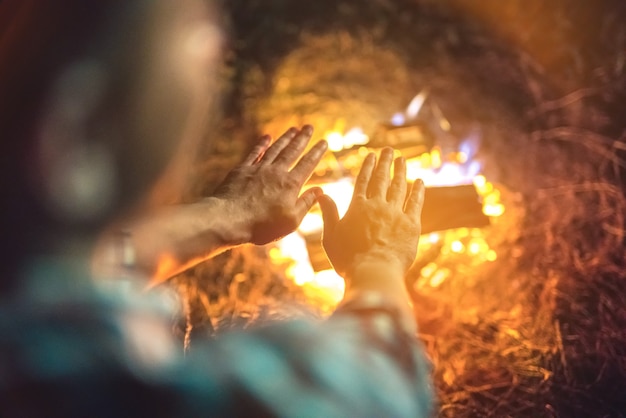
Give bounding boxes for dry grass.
[170,1,626,416]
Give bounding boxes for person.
[0,0,434,417]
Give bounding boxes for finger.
[295,187,323,221]
[289,139,328,184]
[353,153,376,198]
[241,135,271,165]
[367,147,394,198]
[274,125,314,167]
[405,179,426,219]
[317,194,340,234]
[387,156,407,204]
[260,127,298,164]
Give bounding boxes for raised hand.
[213,125,328,245]
[318,148,425,283]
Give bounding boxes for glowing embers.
[324,119,369,152]
[268,155,505,312]
[269,233,345,313]
[415,228,498,290]
[266,92,506,311]
[474,175,505,218]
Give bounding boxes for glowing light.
[327,132,344,152]
[421,262,438,278]
[459,131,481,161]
[483,203,505,217]
[473,175,487,189]
[467,160,482,178]
[291,263,314,285]
[391,112,406,126]
[406,89,429,120]
[476,181,494,195]
[320,178,354,218]
[358,146,370,157]
[431,147,442,168]
[267,112,506,312]
[406,156,477,187]
[313,269,345,291]
[406,159,423,181]
[343,127,369,148]
[451,240,465,253]
[155,254,177,282]
[435,164,469,186]
[299,212,324,235]
[304,269,346,306]
[483,190,501,206]
[324,127,369,153]
[268,247,282,260]
[468,241,482,255]
[429,268,450,288]
[273,232,315,285]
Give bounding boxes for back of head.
[0,0,220,290]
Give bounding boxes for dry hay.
[167,1,626,416]
[172,246,318,345]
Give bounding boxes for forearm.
[92,197,252,285]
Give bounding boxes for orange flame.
[269,128,505,311]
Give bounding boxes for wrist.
[347,250,406,277]
[199,197,253,246]
[340,251,415,332]
[344,251,407,294]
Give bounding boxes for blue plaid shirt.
[0,258,434,417]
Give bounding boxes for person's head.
[0,0,221,282]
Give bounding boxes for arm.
[318,147,425,332]
[92,126,327,285]
[179,152,432,416]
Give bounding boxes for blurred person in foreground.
[0,0,434,417]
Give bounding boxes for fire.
[268,146,505,313]
[324,127,369,153]
[267,96,506,312]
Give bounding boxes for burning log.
[369,122,434,156]
[421,185,490,234]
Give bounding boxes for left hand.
[318,148,424,281]
[213,125,328,245]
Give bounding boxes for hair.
[0,0,146,291]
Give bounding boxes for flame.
[406,89,430,120]
[406,155,480,187]
[154,254,177,282]
[269,231,346,312]
[268,116,506,310]
[451,240,465,253]
[299,212,324,235]
[324,124,370,153]
[326,132,344,152]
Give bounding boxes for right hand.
[318,148,425,282]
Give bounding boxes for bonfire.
[171,1,626,416]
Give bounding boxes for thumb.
[295,187,323,220]
[317,194,340,233]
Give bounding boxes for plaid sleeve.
[181,293,435,417]
[0,261,434,418]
